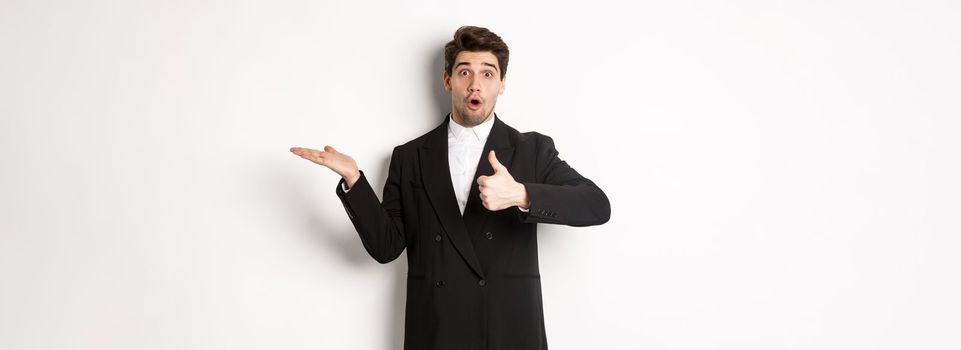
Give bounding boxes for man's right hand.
[290,145,361,189]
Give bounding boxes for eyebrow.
[454,62,499,72]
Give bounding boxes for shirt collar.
[448,112,496,143]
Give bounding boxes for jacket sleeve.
[335,147,406,263]
[517,135,611,227]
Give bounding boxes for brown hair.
[444,26,510,80]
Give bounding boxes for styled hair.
[444,26,510,80]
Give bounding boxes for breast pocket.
[409,179,425,189]
[409,179,431,220]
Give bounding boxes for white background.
[2,0,959,349]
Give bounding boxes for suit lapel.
[419,115,485,279]
[418,113,516,279]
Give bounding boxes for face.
[443,51,506,127]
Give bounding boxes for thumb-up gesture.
[290,145,361,188]
[476,150,530,211]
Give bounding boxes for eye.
[484,72,493,78]
[460,70,469,76]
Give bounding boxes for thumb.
[324,145,337,154]
[488,150,505,173]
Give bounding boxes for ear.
[498,76,506,95]
[442,71,452,92]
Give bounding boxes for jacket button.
[434,234,442,242]
[485,231,493,240]
[435,280,446,288]
[478,279,486,286]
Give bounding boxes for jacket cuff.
[336,170,369,219]
[516,182,559,223]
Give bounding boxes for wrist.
[344,170,361,189]
[514,182,530,209]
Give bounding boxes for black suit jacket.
[335,114,610,350]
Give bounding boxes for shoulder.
[519,131,554,146]
[391,123,444,156]
[516,130,558,156]
[498,119,556,150]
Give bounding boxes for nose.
[468,78,481,93]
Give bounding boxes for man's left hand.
[477,150,530,211]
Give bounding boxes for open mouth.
[468,97,482,109]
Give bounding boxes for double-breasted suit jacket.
[335,114,611,350]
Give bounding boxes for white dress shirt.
[447,112,495,215]
[343,112,529,215]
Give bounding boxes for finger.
[292,147,312,158]
[290,147,334,167]
[292,147,323,158]
[324,145,337,154]
[290,147,312,156]
[305,149,328,164]
[488,150,505,173]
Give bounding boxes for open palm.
[289,145,360,188]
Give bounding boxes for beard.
[453,100,494,127]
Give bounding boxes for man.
[290,26,610,350]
